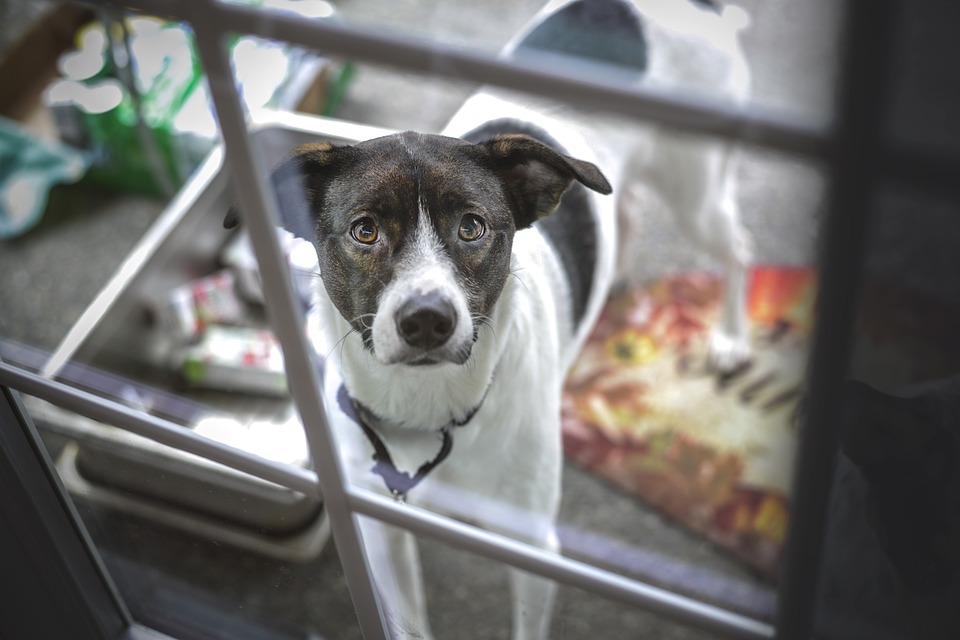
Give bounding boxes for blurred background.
[0,1,846,639]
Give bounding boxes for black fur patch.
[691,0,721,13]
[462,119,598,331]
[512,0,648,75]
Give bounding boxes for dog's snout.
[396,292,457,350]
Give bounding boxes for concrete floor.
[0,0,845,638]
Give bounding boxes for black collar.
[336,385,483,500]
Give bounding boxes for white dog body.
[308,96,614,639]
[249,1,754,637]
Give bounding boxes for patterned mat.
[563,267,817,578]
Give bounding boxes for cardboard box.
[0,4,94,139]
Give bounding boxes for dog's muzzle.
[371,269,474,366]
[395,291,457,365]
[396,291,457,351]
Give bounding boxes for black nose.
[396,292,457,350]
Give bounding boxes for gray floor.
[0,1,842,638]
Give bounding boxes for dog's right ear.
[223,142,341,242]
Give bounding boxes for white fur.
[309,101,613,638]
[370,199,476,369]
[304,2,753,637]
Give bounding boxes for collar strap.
[336,385,482,500]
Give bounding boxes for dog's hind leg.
[709,145,754,372]
[647,133,754,371]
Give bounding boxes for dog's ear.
[476,133,611,229]
[223,142,342,241]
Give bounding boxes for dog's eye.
[458,214,485,242]
[351,218,379,244]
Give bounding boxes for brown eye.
[458,214,485,242]
[351,218,379,244]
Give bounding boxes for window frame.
[0,384,131,640]
[0,0,911,638]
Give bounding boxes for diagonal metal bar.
[184,6,390,639]
[88,0,828,157]
[0,362,321,498]
[349,488,775,640]
[3,356,774,639]
[92,0,960,193]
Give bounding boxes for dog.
[224,1,751,637]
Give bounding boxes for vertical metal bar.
[186,5,389,638]
[775,0,898,637]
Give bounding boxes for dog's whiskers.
[508,268,529,293]
[292,267,323,280]
[326,327,357,364]
[323,313,374,359]
[354,313,376,331]
[472,314,496,339]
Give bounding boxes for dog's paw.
[708,331,752,372]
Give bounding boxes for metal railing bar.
[4,351,775,637]
[53,2,917,639]
[348,488,774,640]
[87,0,829,158]
[41,146,226,380]
[0,362,321,498]
[775,0,898,637]
[188,11,390,639]
[79,0,960,196]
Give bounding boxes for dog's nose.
[396,292,457,350]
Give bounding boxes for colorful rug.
[562,267,817,579]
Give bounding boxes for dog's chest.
[318,246,567,496]
[323,347,560,501]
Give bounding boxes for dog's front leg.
[358,516,434,639]
[472,409,563,640]
[508,527,560,640]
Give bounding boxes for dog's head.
[225,131,610,367]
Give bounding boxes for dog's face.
[225,131,610,366]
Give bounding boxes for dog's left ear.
[476,134,611,229]
[223,142,342,241]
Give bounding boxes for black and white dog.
[226,0,751,637]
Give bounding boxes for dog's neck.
[347,388,487,434]
[335,384,475,498]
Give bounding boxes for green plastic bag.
[0,116,88,239]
